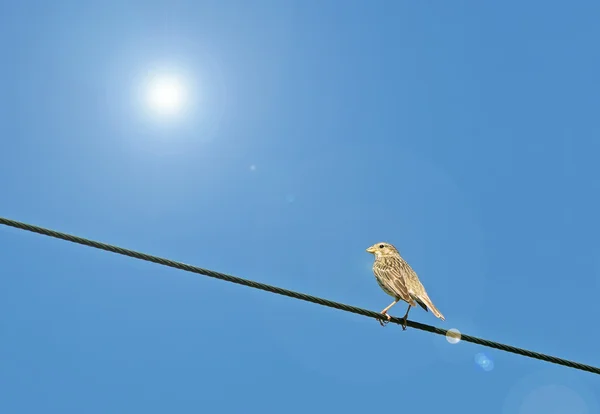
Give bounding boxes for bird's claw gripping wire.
[378,312,408,330]
[379,312,392,327]
[401,317,408,331]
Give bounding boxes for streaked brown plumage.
[366,242,445,330]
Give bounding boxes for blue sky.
[1,1,599,412]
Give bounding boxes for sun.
[146,75,186,116]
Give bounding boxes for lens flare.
[475,352,494,371]
[446,328,462,344]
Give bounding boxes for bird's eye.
[379,244,384,249]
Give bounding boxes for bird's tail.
[418,293,445,321]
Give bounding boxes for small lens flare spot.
[475,352,494,371]
[446,328,462,344]
[250,165,256,171]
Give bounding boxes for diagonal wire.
[1,216,599,376]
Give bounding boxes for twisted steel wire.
[1,216,598,375]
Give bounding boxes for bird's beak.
[366,246,375,254]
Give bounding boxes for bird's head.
[366,242,399,258]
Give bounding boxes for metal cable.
[1,216,598,375]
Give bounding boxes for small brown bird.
[366,242,445,330]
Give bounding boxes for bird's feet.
[379,311,392,327]
[401,316,408,331]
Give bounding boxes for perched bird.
[366,242,445,330]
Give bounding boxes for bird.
[366,242,445,330]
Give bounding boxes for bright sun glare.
[146,75,186,116]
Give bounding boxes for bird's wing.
[415,290,445,320]
[373,256,415,305]
[403,262,445,320]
